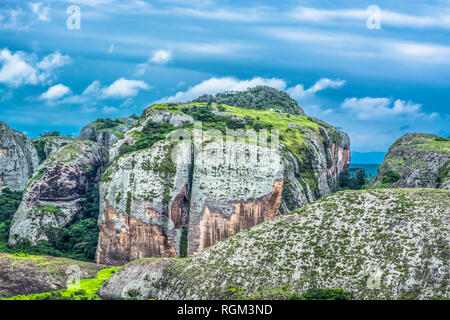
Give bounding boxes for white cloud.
[289,6,450,29]
[287,78,346,99]
[0,49,71,87]
[82,80,102,95]
[37,51,72,72]
[29,2,50,22]
[40,84,71,100]
[340,97,436,120]
[134,49,172,76]
[304,104,333,117]
[0,49,37,87]
[157,77,286,103]
[102,105,119,114]
[264,27,450,65]
[150,49,171,64]
[102,78,149,98]
[389,41,450,64]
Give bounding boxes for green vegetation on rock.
[192,85,304,115]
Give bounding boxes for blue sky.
[0,0,449,156]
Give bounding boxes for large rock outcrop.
[0,121,39,192]
[99,188,450,300]
[96,101,349,265]
[8,141,108,246]
[77,117,138,149]
[370,133,450,189]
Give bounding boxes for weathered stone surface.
[109,108,194,161]
[187,138,284,255]
[371,133,450,189]
[8,141,108,246]
[77,117,138,149]
[0,253,105,298]
[31,135,75,162]
[0,121,39,191]
[96,140,191,265]
[279,118,350,212]
[99,188,450,300]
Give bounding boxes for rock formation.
[370,133,450,189]
[0,121,39,192]
[99,188,450,300]
[77,117,138,149]
[8,141,108,246]
[96,100,349,265]
[31,135,75,163]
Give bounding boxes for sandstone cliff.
[97,101,349,264]
[8,141,108,246]
[370,133,450,189]
[0,121,39,192]
[77,117,138,149]
[98,188,450,300]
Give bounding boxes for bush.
[382,170,400,184]
[304,288,351,300]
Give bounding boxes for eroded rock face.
[371,133,450,189]
[99,188,450,300]
[187,139,284,255]
[8,141,108,246]
[96,140,191,265]
[77,117,138,149]
[0,121,39,191]
[279,118,351,212]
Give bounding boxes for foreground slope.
[99,188,450,300]
[0,253,106,298]
[371,133,449,189]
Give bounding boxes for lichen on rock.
[371,133,450,189]
[0,121,39,192]
[8,140,108,246]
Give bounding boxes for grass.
[3,267,120,300]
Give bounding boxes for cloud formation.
[158,77,346,103]
[40,84,71,100]
[0,49,71,87]
[341,97,438,120]
[157,77,286,102]
[287,78,346,99]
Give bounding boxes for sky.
[0,0,449,157]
